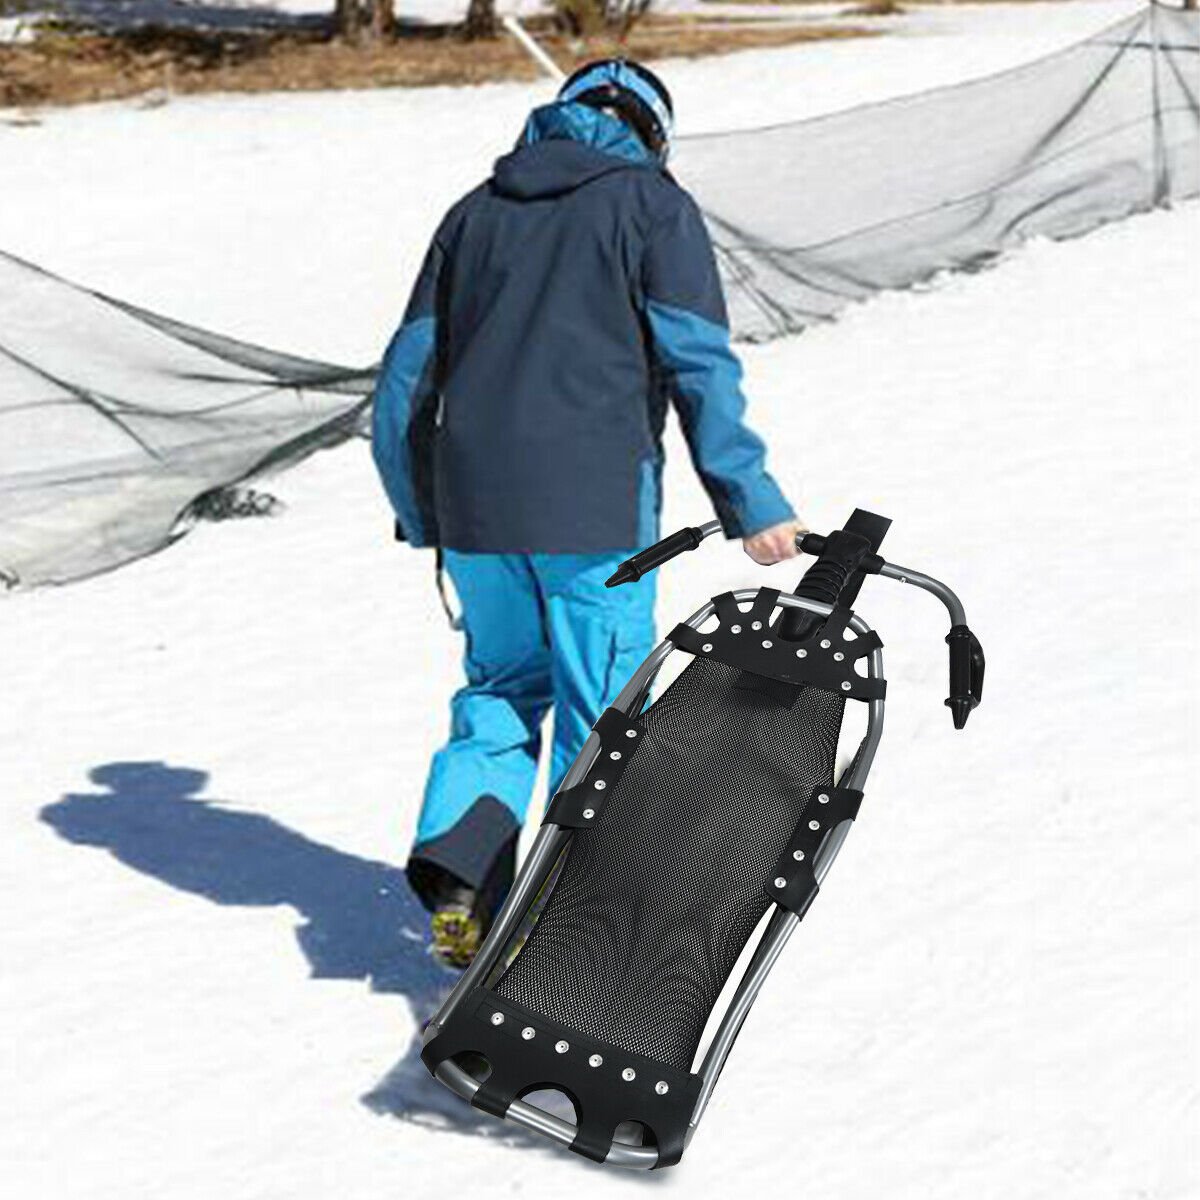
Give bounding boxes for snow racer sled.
[421,509,985,1168]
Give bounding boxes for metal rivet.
[625,729,637,738]
[792,849,805,861]
[555,1040,569,1054]
[622,1068,636,1081]
[491,1012,505,1025]
[522,1026,535,1040]
[841,681,851,692]
[833,651,845,661]
[730,624,742,634]
[583,807,595,819]
[818,793,830,804]
[752,621,763,630]
[589,1054,603,1067]
[702,643,713,653]
[796,648,807,658]
[809,819,820,830]
[820,638,832,649]
[594,779,606,790]
[761,639,773,649]
[610,750,622,760]
[773,876,787,888]
[655,1081,669,1095]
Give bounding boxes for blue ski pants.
[406,550,656,914]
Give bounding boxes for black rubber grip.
[945,624,985,729]
[605,526,706,587]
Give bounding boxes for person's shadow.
[37,761,543,1149]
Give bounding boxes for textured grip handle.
[946,624,985,729]
[777,525,884,641]
[605,526,706,587]
[775,551,856,640]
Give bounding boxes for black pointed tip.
[605,564,637,588]
[947,696,973,730]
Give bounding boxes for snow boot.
[430,883,490,970]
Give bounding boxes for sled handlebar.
[604,520,722,586]
[606,512,985,729]
[870,559,985,728]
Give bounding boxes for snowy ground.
[2,3,1198,1198]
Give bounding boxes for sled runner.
[421,510,984,1168]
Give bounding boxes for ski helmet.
[557,59,675,161]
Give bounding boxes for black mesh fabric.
[492,657,845,1071]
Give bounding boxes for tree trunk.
[370,0,395,38]
[335,0,362,42]
[335,0,393,42]
[464,0,499,39]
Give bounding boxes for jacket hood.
[491,101,658,200]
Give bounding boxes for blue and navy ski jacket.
[372,100,793,553]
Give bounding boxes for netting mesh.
[1,4,1196,588]
[0,251,374,589]
[492,657,845,1070]
[681,3,1200,339]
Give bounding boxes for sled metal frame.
[423,584,887,1168]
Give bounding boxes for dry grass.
[702,0,850,5]
[706,0,1071,5]
[842,1,906,15]
[703,0,898,7]
[0,20,876,110]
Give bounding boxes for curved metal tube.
[433,1060,659,1169]
[840,620,885,794]
[878,561,967,627]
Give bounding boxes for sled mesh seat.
[423,510,984,1169]
[421,587,873,1167]
[492,655,844,1071]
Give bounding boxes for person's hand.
[743,518,809,566]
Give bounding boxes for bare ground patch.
[0,18,876,110]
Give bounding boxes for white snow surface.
[2,4,1197,1198]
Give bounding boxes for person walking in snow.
[372,59,804,969]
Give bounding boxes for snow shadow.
[40,760,450,998]
[38,761,477,1126]
[42,763,451,998]
[40,761,669,1173]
